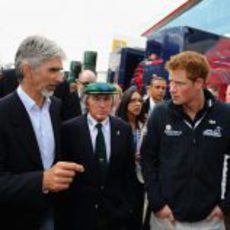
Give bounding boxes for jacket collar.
[10,92,60,168]
[169,89,216,119]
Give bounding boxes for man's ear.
[84,95,89,109]
[21,63,32,79]
[195,78,205,89]
[146,85,151,96]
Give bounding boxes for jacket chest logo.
[203,126,222,138]
[164,124,182,136]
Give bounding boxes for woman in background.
[111,83,123,115]
[117,86,146,230]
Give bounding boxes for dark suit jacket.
[141,97,150,117]
[0,91,62,230]
[63,91,82,119]
[54,81,82,121]
[61,114,136,230]
[0,69,18,98]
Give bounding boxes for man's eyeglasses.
[77,80,91,86]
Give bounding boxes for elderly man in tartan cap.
[61,82,137,230]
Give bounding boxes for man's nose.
[98,99,107,106]
[169,83,176,93]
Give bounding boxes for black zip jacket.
[141,90,230,222]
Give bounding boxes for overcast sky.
[0,0,186,70]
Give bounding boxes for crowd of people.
[0,35,230,230]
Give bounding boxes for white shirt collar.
[87,113,111,161]
[17,85,54,170]
[17,85,51,111]
[87,113,110,129]
[149,97,156,112]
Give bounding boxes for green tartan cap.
[84,82,118,94]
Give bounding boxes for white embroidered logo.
[166,125,171,131]
[203,126,222,138]
[208,119,216,125]
[164,124,182,136]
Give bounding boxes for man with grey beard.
[0,35,84,230]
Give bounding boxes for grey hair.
[15,35,66,81]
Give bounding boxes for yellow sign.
[112,39,127,52]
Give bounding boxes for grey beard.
[41,88,54,98]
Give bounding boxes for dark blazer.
[61,114,136,230]
[54,81,82,121]
[0,91,62,230]
[0,69,18,98]
[63,91,82,119]
[141,97,150,117]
